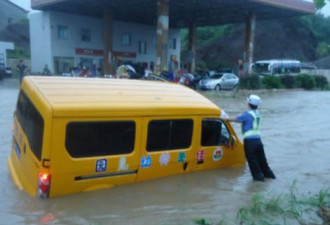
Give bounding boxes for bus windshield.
[252,63,271,74]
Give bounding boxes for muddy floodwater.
[0,79,329,225]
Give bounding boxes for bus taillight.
[37,172,51,198]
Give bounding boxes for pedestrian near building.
[17,60,27,84]
[144,66,150,80]
[221,94,276,182]
[79,66,89,77]
[238,59,244,77]
[42,64,52,76]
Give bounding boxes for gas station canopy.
[32,0,315,28]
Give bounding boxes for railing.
[148,74,169,82]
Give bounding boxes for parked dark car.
[4,67,12,78]
[0,67,12,78]
[189,74,202,89]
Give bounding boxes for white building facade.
[0,41,14,68]
[30,11,181,75]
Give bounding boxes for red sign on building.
[75,48,103,56]
[113,51,136,58]
[75,48,136,58]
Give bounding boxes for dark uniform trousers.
[243,138,275,181]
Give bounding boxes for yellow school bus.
[7,76,245,198]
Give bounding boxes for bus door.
[136,117,195,182]
[192,118,236,171]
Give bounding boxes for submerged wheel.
[215,84,221,91]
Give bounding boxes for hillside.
[182,15,330,70]
[0,23,30,51]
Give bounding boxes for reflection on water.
[1,81,329,225]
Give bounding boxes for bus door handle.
[42,159,50,168]
[183,162,188,171]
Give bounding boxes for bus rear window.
[15,91,44,161]
[66,121,135,158]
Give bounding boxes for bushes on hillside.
[239,75,261,89]
[239,74,328,90]
[262,76,283,89]
[280,75,296,89]
[314,75,329,89]
[296,74,316,90]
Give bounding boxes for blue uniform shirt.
[236,111,261,139]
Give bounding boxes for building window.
[81,28,91,42]
[58,25,68,40]
[66,121,135,158]
[169,38,177,50]
[147,119,193,151]
[122,34,131,46]
[138,41,147,54]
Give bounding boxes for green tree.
[314,0,329,9]
[317,41,330,57]
[301,14,330,59]
[181,25,233,50]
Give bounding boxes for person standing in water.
[221,94,276,182]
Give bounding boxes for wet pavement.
[0,78,329,225]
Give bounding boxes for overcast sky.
[8,0,330,16]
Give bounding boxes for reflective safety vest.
[243,110,261,138]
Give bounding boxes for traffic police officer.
[222,94,276,181]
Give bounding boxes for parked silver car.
[198,73,239,91]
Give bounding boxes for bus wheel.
[215,84,221,91]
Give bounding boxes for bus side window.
[147,119,193,151]
[201,119,230,146]
[201,119,222,146]
[66,121,135,158]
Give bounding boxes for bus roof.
[254,59,301,64]
[23,76,220,117]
